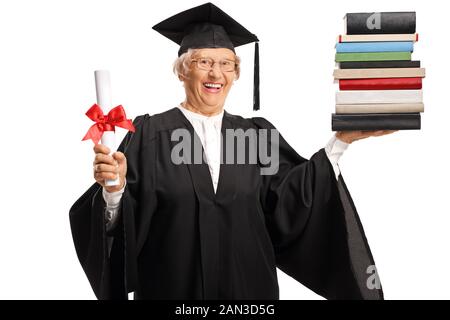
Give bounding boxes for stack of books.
[332,12,425,131]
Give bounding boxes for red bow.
[82,104,135,144]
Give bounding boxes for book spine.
[335,103,424,114]
[335,51,411,62]
[335,41,414,53]
[336,90,423,104]
[339,77,422,90]
[331,113,421,131]
[338,33,418,42]
[346,12,416,35]
[333,68,425,79]
[339,60,420,69]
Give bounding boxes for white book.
[333,68,426,79]
[335,103,424,113]
[336,90,423,104]
[338,34,418,43]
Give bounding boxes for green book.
[335,51,411,62]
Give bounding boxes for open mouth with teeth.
[203,82,223,93]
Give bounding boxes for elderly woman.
[70,3,392,300]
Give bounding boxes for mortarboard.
[152,2,261,111]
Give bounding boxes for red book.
[339,77,422,90]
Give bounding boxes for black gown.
[69,107,384,300]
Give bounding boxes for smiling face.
[181,48,237,115]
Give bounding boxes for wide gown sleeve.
[69,114,157,299]
[252,117,383,300]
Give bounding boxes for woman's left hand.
[336,130,397,144]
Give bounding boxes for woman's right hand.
[93,144,127,193]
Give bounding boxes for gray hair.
[173,48,241,80]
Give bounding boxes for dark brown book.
[332,113,421,131]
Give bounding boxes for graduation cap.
[152,2,261,111]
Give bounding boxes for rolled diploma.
[95,70,120,186]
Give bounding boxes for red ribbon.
[82,104,135,144]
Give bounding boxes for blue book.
[335,41,414,53]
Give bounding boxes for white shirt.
[103,106,348,227]
[177,105,223,192]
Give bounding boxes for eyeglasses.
[191,57,237,72]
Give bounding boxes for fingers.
[93,144,116,166]
[371,130,398,137]
[112,151,126,164]
[352,131,374,141]
[93,163,119,183]
[92,146,127,185]
[94,171,119,181]
[94,163,118,174]
[338,129,399,144]
[93,153,117,166]
[93,144,111,155]
[371,130,385,137]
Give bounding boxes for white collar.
[177,104,224,122]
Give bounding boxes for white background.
[0,0,448,299]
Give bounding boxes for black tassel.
[253,42,260,111]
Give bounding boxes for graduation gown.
[69,107,384,300]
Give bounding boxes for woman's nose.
[208,63,222,77]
